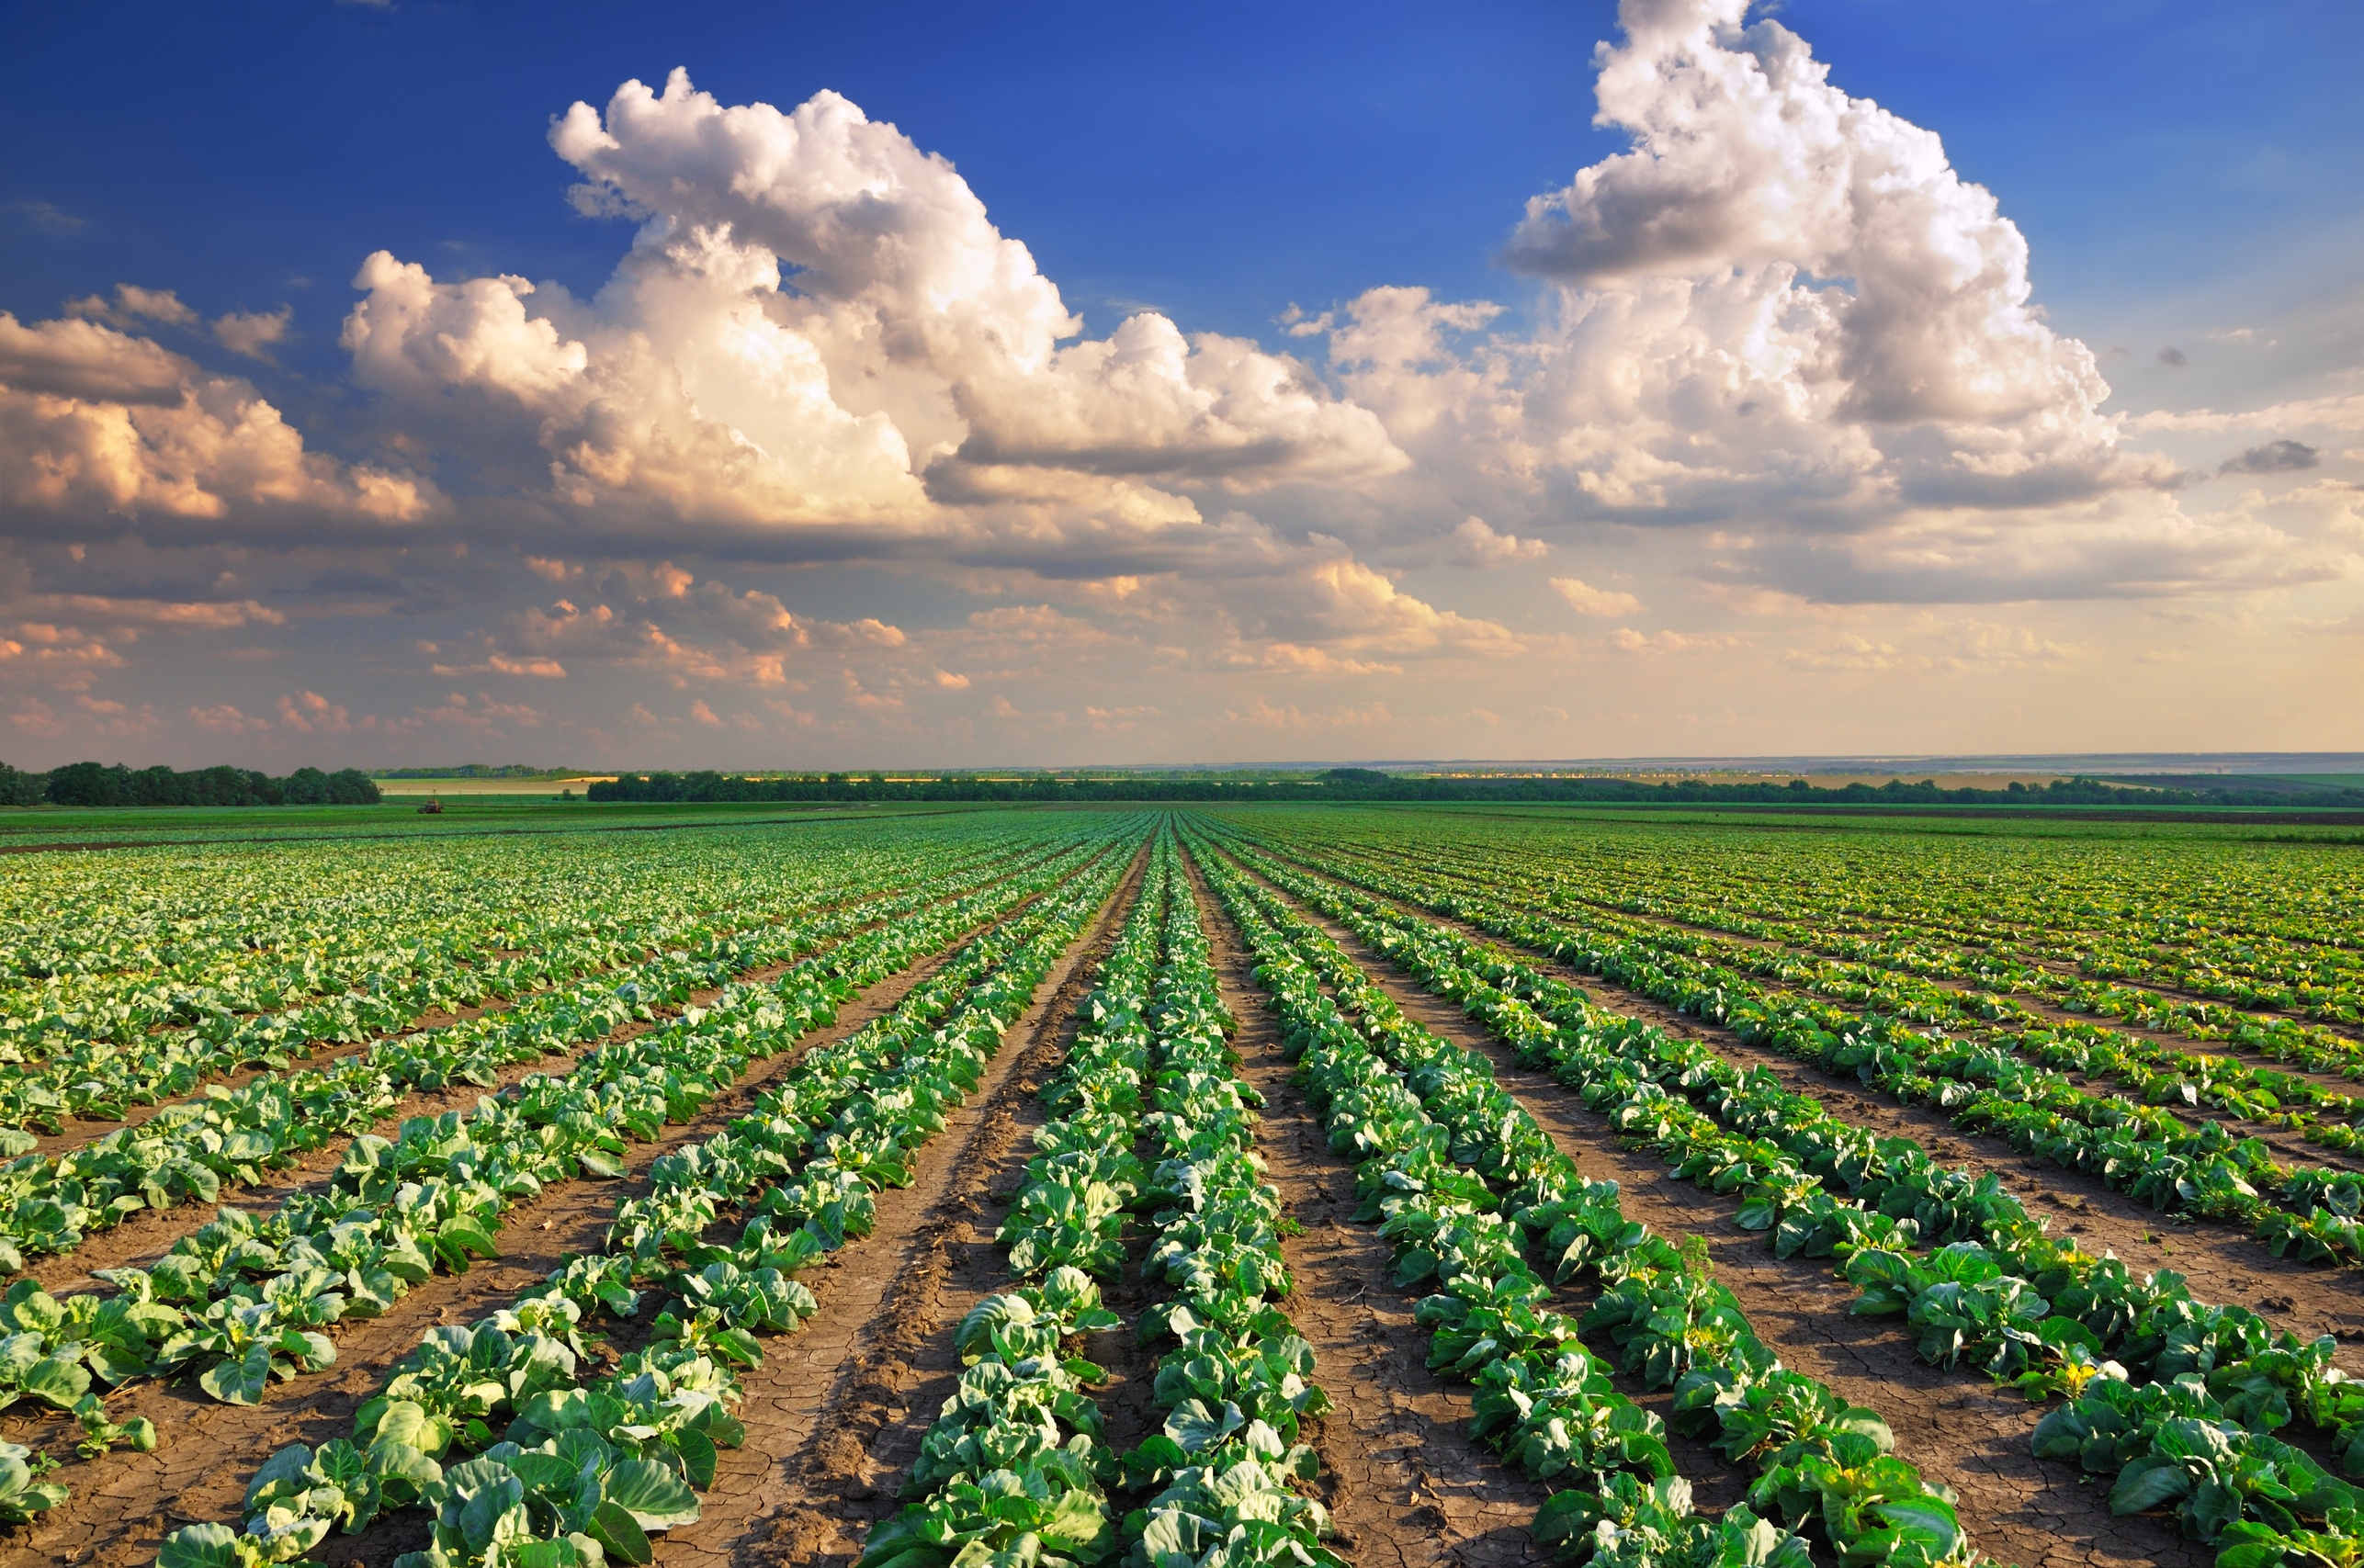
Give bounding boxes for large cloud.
[0,309,435,530]
[343,242,927,528]
[1309,0,2268,604]
[1500,0,2117,439]
[5,10,2354,767]
[340,71,1401,537]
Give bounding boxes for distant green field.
[0,795,998,848]
[4,784,2361,852]
[1314,798,2364,843]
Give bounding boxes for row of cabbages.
[0,823,1035,1069]
[0,844,1090,1540]
[860,840,1176,1568]
[1215,830,2364,1565]
[0,842,662,1036]
[1285,828,2364,1158]
[1299,813,2364,1038]
[1237,831,2364,1260]
[153,828,1141,1568]
[1194,835,1974,1568]
[1128,847,1340,1566]
[862,832,1349,1568]
[0,833,1039,1137]
[0,837,1052,1277]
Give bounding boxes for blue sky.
[9,2,2358,364]
[0,1,2358,767]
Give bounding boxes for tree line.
[586,768,2363,808]
[0,761,382,807]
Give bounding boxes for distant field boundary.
[372,776,615,795]
[2,795,2362,856]
[1369,801,2364,828]
[0,805,984,853]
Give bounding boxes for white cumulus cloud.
[0,309,435,529]
[1313,0,2225,605]
[1552,576,1644,615]
[338,71,1403,542]
[1453,516,1549,565]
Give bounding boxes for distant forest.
[0,761,381,807]
[6,760,2353,811]
[588,768,2364,808]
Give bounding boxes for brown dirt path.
[27,906,995,1303]
[1272,840,2364,1143]
[673,839,1151,1568]
[1227,843,2364,1349]
[1179,846,1557,1568]
[17,840,1054,1166]
[1208,844,2225,1568]
[1554,876,2364,1086]
[22,846,1069,1303]
[0,874,1067,1568]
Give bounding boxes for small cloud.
[2157,345,2189,367]
[1277,303,1334,338]
[689,699,723,727]
[65,284,197,328]
[933,669,971,689]
[8,200,85,235]
[2206,327,2256,344]
[2220,440,2320,475]
[213,305,293,360]
[190,702,265,735]
[1453,516,1549,566]
[276,690,352,734]
[1551,576,1644,616]
[523,555,580,582]
[1612,626,1739,654]
[432,652,567,678]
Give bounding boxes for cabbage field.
[0,805,2356,1568]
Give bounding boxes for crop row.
[1218,825,2364,1267]
[0,831,1067,1280]
[0,827,915,1043]
[1267,818,2364,1080]
[0,823,1043,1132]
[0,830,1096,1498]
[1188,831,1984,1568]
[865,831,1352,1568]
[1197,828,2364,1562]
[152,820,1146,1568]
[1268,810,2364,1031]
[1265,829,2364,1162]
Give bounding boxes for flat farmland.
[0,805,2356,1568]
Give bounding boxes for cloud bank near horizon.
[0,0,2354,766]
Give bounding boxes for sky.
[1,0,2359,771]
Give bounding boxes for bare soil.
[664,840,1150,1568]
[1181,850,1558,1568]
[18,840,1053,1165]
[1209,843,2327,1568]
[1240,841,2364,1321]
[1284,840,2364,1129]
[0,859,1084,1568]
